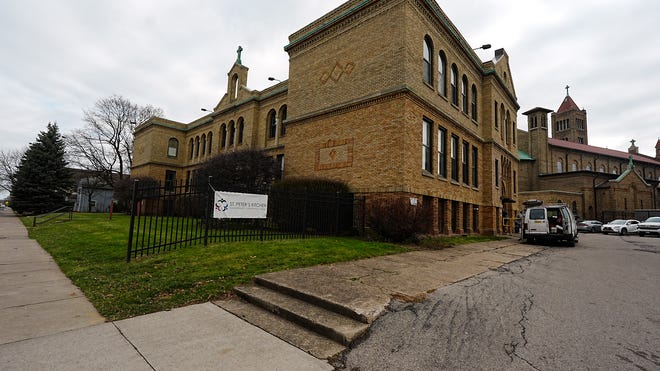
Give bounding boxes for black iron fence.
[126,179,364,262]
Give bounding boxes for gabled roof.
[613,166,647,185]
[557,95,581,114]
[548,138,660,166]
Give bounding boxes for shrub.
[113,176,160,213]
[366,197,425,243]
[194,149,278,194]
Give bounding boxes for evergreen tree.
[11,123,73,214]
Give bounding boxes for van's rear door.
[528,208,548,234]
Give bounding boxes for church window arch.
[229,121,235,146]
[450,64,458,105]
[423,36,433,85]
[557,158,563,173]
[279,105,287,137]
[231,74,239,100]
[237,117,244,144]
[220,124,227,148]
[167,138,178,157]
[471,84,478,121]
[438,51,447,96]
[267,109,277,139]
[461,75,468,114]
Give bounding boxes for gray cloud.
[1,0,658,159]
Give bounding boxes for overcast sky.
[1,0,659,159]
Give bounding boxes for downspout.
[593,175,598,219]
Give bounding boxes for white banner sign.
[213,191,268,219]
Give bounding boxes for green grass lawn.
[23,213,409,320]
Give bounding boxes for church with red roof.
[518,88,660,221]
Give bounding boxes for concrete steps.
[216,275,371,359]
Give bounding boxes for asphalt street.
[336,233,660,370]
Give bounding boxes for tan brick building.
[132,0,522,235]
[518,93,660,221]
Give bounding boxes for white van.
[522,200,578,246]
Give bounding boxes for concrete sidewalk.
[0,208,331,370]
[0,207,542,369]
[0,208,105,345]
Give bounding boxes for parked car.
[601,219,640,235]
[638,216,660,237]
[522,201,578,246]
[577,220,603,233]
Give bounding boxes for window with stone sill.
[167,138,178,158]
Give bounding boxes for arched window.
[237,117,244,144]
[557,159,563,173]
[612,168,618,175]
[167,138,178,157]
[195,136,200,157]
[450,64,458,105]
[229,121,235,146]
[461,75,468,114]
[189,138,194,159]
[438,51,447,97]
[231,74,239,100]
[572,162,578,171]
[505,111,511,144]
[586,163,592,171]
[268,109,277,139]
[599,165,605,173]
[500,103,505,139]
[207,131,213,153]
[220,124,227,148]
[201,134,206,155]
[471,84,477,121]
[494,101,498,128]
[279,105,287,137]
[423,36,433,85]
[512,121,516,144]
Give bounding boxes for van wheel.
[639,232,646,237]
[619,228,627,236]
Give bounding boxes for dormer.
[492,48,516,98]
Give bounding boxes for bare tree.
[0,148,25,193]
[67,95,163,187]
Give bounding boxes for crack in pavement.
[504,292,540,370]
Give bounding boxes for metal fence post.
[335,193,341,236]
[126,179,140,263]
[204,176,212,246]
[302,190,308,238]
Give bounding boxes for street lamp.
[268,77,282,82]
[472,44,491,51]
[201,108,211,112]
